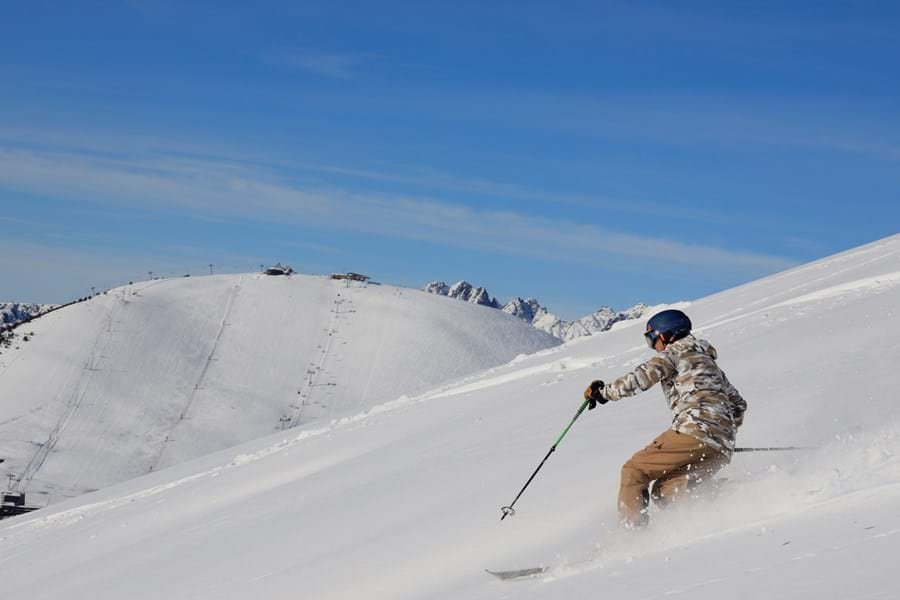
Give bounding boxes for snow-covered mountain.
[3,234,899,600]
[503,297,648,341]
[0,302,55,327]
[0,274,559,506]
[426,281,647,340]
[425,280,501,308]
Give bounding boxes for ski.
[485,566,549,581]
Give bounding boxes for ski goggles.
[644,328,661,349]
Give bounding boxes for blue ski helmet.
[644,309,692,348]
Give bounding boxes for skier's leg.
[652,444,728,509]
[650,472,689,508]
[618,460,652,528]
[617,429,687,527]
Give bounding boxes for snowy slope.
[2,235,900,600]
[0,274,559,505]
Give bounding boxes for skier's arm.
[602,354,676,402]
[721,370,747,427]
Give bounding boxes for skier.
[583,309,746,528]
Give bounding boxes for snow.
[0,274,558,505]
[772,269,900,307]
[2,234,900,600]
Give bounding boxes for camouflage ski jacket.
[602,335,746,455]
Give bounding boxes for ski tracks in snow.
[149,276,244,472]
[422,354,613,401]
[696,268,900,336]
[13,298,123,495]
[696,240,900,335]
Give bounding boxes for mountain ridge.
[424,280,647,340]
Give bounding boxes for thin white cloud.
[264,51,374,80]
[0,145,795,277]
[0,124,718,222]
[0,124,866,234]
[445,91,900,163]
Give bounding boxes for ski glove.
[584,380,607,410]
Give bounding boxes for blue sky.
[1,1,898,318]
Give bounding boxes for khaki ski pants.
[618,429,728,528]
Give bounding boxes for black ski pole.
[734,446,815,453]
[500,398,590,521]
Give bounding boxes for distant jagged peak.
[621,302,649,319]
[425,281,647,341]
[424,281,450,296]
[1,303,56,326]
[561,303,648,341]
[501,297,552,323]
[501,296,645,340]
[424,280,501,309]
